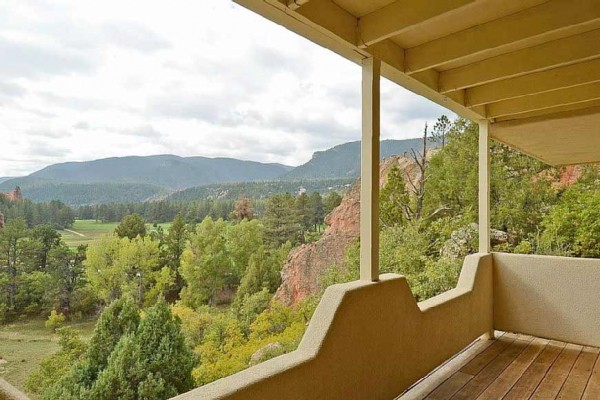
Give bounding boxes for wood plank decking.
[399,332,600,400]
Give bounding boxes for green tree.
[226,219,264,283]
[380,166,410,227]
[234,244,290,304]
[431,114,451,148]
[85,236,161,305]
[85,236,125,303]
[180,217,232,307]
[0,219,28,313]
[323,192,342,215]
[89,299,195,400]
[115,214,147,239]
[295,193,312,232]
[263,193,303,247]
[48,244,87,316]
[540,168,600,257]
[29,224,61,270]
[44,298,194,400]
[163,214,188,301]
[309,192,325,231]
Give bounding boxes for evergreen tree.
[0,219,28,313]
[163,214,188,300]
[380,166,410,227]
[44,298,194,400]
[48,244,87,316]
[295,192,312,232]
[323,192,342,215]
[309,192,325,231]
[263,193,303,247]
[115,214,147,239]
[85,297,140,379]
[29,224,61,270]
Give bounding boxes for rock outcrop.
[274,156,421,306]
[0,186,23,202]
[274,180,360,306]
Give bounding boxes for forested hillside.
[167,178,354,202]
[282,138,436,179]
[24,155,292,189]
[0,179,172,206]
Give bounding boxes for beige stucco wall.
[493,252,600,347]
[173,253,493,400]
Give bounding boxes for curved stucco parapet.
[173,253,493,400]
[493,252,600,347]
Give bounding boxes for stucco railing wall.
[173,253,493,400]
[493,253,600,347]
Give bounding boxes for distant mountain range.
[25,155,293,189]
[0,138,428,205]
[282,139,428,179]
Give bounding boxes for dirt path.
[64,229,86,237]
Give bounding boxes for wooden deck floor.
[399,332,600,400]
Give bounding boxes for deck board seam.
[466,336,534,400]
[551,347,583,400]
[575,350,600,400]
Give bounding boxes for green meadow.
[59,220,172,248]
[0,319,97,398]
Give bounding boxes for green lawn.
[59,220,172,248]
[0,318,96,398]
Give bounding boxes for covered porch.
[174,1,600,399]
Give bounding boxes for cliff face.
[274,156,419,306]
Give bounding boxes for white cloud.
[0,0,453,177]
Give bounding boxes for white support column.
[478,120,491,254]
[360,57,381,281]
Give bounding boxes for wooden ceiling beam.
[439,29,600,93]
[466,59,600,107]
[494,99,600,122]
[488,81,600,118]
[356,0,475,48]
[405,0,600,73]
[286,0,310,11]
[243,0,485,120]
[292,0,357,45]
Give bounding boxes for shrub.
[45,310,66,331]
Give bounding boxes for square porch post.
[479,120,495,340]
[360,57,381,282]
[478,120,491,254]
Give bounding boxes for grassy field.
[59,220,172,248]
[0,318,97,397]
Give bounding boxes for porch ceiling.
[234,0,600,166]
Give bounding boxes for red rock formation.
[0,186,23,202]
[275,156,420,306]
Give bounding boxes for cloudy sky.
[0,0,451,177]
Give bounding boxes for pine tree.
[163,214,188,300]
[263,193,303,247]
[309,192,325,231]
[295,193,312,232]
